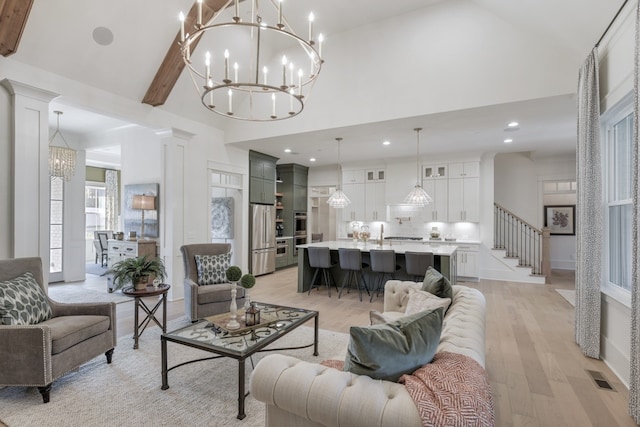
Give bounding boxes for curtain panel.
[629,2,640,421]
[105,169,119,231]
[575,48,602,360]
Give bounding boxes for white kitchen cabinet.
[448,177,479,222]
[456,243,479,280]
[423,164,447,180]
[342,169,365,184]
[341,182,365,221]
[365,181,386,221]
[366,169,385,182]
[448,161,479,178]
[423,179,448,221]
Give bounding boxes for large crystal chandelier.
[404,128,432,206]
[327,137,351,208]
[178,0,324,121]
[48,111,77,182]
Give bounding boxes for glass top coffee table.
[161,302,319,420]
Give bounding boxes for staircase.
[493,203,550,284]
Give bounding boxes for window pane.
[50,249,62,273]
[611,113,633,201]
[50,200,63,224]
[608,204,632,290]
[51,177,63,200]
[50,224,63,248]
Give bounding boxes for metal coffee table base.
[161,311,319,420]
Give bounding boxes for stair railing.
[494,203,550,278]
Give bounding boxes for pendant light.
[327,137,351,208]
[48,111,77,182]
[404,128,432,206]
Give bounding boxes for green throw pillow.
[0,272,52,325]
[421,266,453,301]
[195,253,231,285]
[344,308,444,382]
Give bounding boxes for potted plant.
[110,255,166,291]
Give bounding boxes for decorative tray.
[205,310,279,335]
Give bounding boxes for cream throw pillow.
[405,290,451,316]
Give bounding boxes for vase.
[226,281,240,330]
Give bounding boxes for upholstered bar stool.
[368,249,400,302]
[307,247,338,297]
[404,251,435,281]
[338,248,370,302]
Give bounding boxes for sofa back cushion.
[344,308,443,382]
[0,272,52,325]
[195,253,232,285]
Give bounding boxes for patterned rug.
[0,321,349,427]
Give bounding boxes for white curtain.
[629,2,640,421]
[575,48,602,359]
[105,169,119,231]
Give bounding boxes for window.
[604,103,633,294]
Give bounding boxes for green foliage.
[225,265,242,282]
[109,255,166,290]
[240,274,256,289]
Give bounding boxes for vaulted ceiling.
[2,0,624,166]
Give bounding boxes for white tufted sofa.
[249,280,487,427]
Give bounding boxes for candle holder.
[226,281,240,330]
[245,302,260,327]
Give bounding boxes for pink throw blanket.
[399,351,495,427]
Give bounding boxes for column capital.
[1,79,59,103]
[154,127,195,141]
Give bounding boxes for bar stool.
[338,248,370,302]
[404,251,434,281]
[369,249,400,302]
[307,247,338,297]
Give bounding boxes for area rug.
[48,281,131,305]
[85,263,108,276]
[0,320,350,427]
[555,289,576,307]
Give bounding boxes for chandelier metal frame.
[48,111,77,182]
[179,0,324,121]
[404,128,433,206]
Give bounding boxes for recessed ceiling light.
[507,121,519,127]
[310,158,316,162]
[284,148,291,153]
[92,27,114,46]
[504,138,513,143]
[383,140,390,146]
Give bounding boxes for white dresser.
[107,239,157,269]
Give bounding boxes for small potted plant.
[225,266,243,283]
[110,255,166,291]
[240,273,256,309]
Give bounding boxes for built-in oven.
[294,212,307,255]
[276,239,288,258]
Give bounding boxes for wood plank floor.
[11,268,637,426]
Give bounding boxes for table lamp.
[132,195,156,239]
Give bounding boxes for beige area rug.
[555,289,576,307]
[48,280,131,305]
[0,321,349,427]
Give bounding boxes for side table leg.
[133,297,140,349]
[162,292,167,333]
[313,313,319,356]
[237,359,246,420]
[161,337,169,390]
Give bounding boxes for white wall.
[494,152,539,226]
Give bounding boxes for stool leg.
[338,272,350,299]
[322,269,332,297]
[308,269,320,295]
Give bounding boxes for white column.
[155,128,193,302]
[1,79,59,286]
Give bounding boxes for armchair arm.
[0,325,53,386]
[184,278,199,322]
[250,354,421,427]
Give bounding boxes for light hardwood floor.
[32,268,640,426]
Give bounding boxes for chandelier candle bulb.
[234,0,239,20]
[318,33,324,56]
[289,62,294,86]
[228,89,233,115]
[282,55,287,88]
[205,51,211,82]
[179,12,185,42]
[263,66,268,88]
[208,80,214,107]
[224,49,230,82]
[308,12,314,42]
[271,93,276,118]
[289,89,294,113]
[298,69,303,89]
[197,0,202,26]
[278,0,283,28]
[234,62,239,83]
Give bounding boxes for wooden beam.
[142,0,228,107]
[0,0,34,57]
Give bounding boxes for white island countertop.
[297,240,457,256]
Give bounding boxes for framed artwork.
[124,183,159,238]
[544,205,575,236]
[211,197,234,239]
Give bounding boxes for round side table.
[122,284,170,349]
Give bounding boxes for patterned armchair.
[181,243,245,322]
[0,257,116,403]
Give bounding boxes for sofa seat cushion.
[196,283,244,305]
[42,315,110,355]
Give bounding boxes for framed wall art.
[544,205,575,236]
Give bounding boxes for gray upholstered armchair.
[0,257,116,403]
[181,243,245,322]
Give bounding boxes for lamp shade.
[132,195,156,210]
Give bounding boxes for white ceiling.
[11,0,623,167]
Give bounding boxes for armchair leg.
[38,384,51,403]
[105,348,114,364]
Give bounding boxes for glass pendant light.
[404,128,432,206]
[327,137,351,208]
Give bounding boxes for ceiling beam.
[142,0,228,107]
[0,0,34,57]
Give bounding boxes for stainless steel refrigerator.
[250,204,276,276]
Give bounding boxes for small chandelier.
[404,128,432,206]
[48,111,77,182]
[178,0,324,121]
[327,137,351,208]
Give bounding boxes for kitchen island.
[296,241,457,293]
